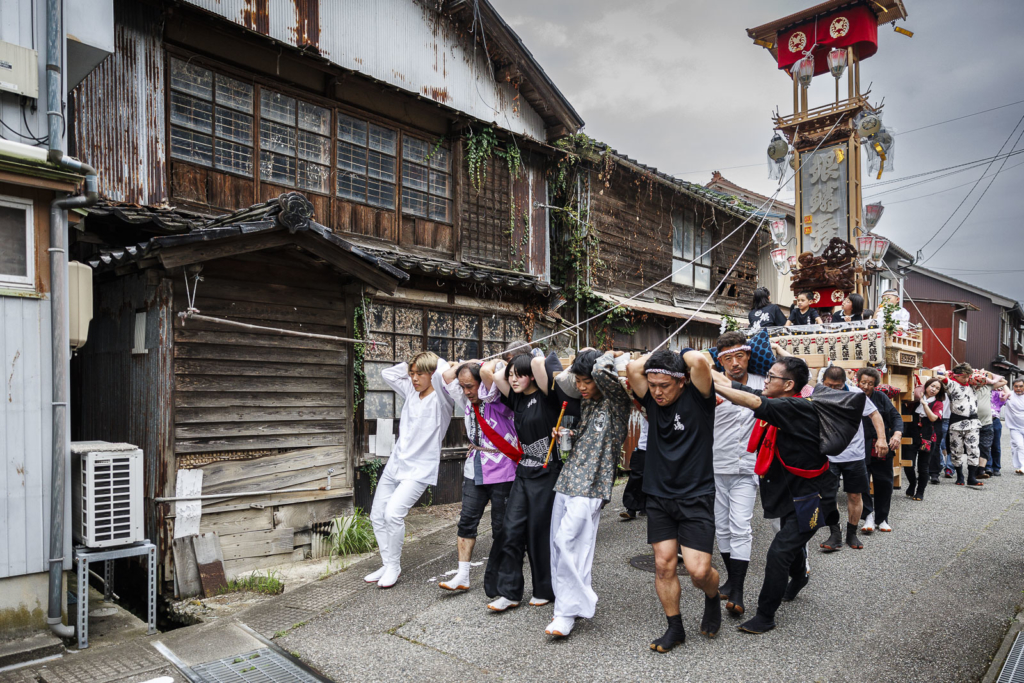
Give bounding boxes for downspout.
[46,0,99,639]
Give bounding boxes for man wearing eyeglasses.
[712,356,840,635]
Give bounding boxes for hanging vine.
[465,126,526,271]
[352,296,371,412]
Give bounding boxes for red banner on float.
[808,288,849,309]
[777,4,878,76]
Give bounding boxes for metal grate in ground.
[191,649,321,683]
[999,633,1024,683]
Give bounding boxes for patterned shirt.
[943,379,980,432]
[554,352,632,500]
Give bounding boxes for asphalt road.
[282,461,1024,682]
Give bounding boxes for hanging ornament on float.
[794,54,815,88]
[826,48,848,79]
[871,236,890,265]
[771,247,791,274]
[769,218,789,246]
[767,134,792,181]
[856,113,882,137]
[863,202,885,231]
[857,234,876,263]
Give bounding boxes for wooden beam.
[291,232,402,294]
[157,230,294,269]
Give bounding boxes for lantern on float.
[863,202,885,231]
[857,114,882,137]
[769,218,788,245]
[871,236,890,264]
[787,255,799,271]
[771,247,790,274]
[857,234,875,262]
[827,48,848,79]
[767,134,788,161]
[794,55,814,88]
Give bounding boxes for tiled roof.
[358,246,559,295]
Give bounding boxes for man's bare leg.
[681,546,722,638]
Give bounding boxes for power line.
[920,124,1024,264]
[915,111,1024,259]
[900,98,1024,135]
[881,158,1024,205]
[865,148,1024,189]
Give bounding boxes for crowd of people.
[358,301,1024,653]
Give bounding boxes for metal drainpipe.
[46,0,99,639]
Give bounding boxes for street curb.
[981,609,1024,683]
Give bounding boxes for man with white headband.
[626,347,719,654]
[872,289,910,328]
[709,331,762,618]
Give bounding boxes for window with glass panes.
[402,137,452,223]
[363,302,527,420]
[169,58,254,176]
[672,207,712,291]
[257,89,332,193]
[336,113,398,210]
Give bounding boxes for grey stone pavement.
[4,453,1023,682]
[277,468,1024,683]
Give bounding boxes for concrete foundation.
[0,572,67,634]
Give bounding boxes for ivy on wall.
[465,126,527,271]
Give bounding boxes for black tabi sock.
[701,592,722,637]
[718,551,732,598]
[651,614,686,652]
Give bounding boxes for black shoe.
[717,551,732,600]
[993,471,1002,477]
[725,559,748,616]
[930,477,940,485]
[966,465,983,486]
[955,465,965,486]
[650,615,686,653]
[819,525,843,552]
[619,510,637,520]
[738,613,776,634]
[782,574,809,602]
[700,594,722,638]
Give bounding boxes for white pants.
[369,467,429,570]
[1011,428,1024,470]
[770,517,810,574]
[713,473,759,562]
[550,492,603,619]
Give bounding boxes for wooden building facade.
[67,0,581,585]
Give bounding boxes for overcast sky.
[493,0,1024,303]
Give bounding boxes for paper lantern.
[794,55,814,88]
[827,48,848,79]
[857,114,882,137]
[769,218,788,245]
[871,236,890,263]
[864,202,884,231]
[857,234,875,260]
[771,247,790,273]
[787,255,799,270]
[767,134,789,161]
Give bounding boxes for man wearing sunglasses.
[712,356,840,635]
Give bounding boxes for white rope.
[882,261,958,365]
[477,174,792,360]
[648,111,850,353]
[180,311,369,345]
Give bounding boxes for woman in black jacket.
[904,378,945,501]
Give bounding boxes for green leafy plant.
[465,126,526,271]
[881,301,899,336]
[328,508,378,556]
[465,127,500,192]
[219,570,283,595]
[352,296,371,412]
[360,457,385,493]
[720,315,741,333]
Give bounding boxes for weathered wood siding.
[590,168,759,316]
[171,252,350,466]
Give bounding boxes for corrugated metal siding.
[182,0,547,140]
[0,296,55,578]
[73,0,166,205]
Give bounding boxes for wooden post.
[847,47,855,100]
[793,75,800,116]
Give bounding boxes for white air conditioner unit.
[71,441,144,548]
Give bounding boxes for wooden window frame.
[164,47,459,235]
[167,56,256,182]
[257,87,333,195]
[671,206,712,291]
[0,195,34,290]
[401,135,453,224]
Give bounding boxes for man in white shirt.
[364,351,453,588]
[818,366,888,552]
[707,332,764,618]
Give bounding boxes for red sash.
[748,419,830,479]
[471,403,522,464]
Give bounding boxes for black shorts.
[645,493,716,554]
[829,459,870,494]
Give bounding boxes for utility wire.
[865,148,1024,189]
[918,117,1024,264]
[876,158,1024,205]
[914,111,1024,259]
[882,261,958,365]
